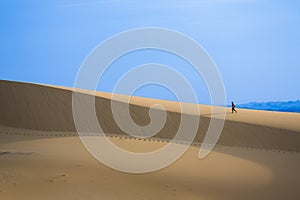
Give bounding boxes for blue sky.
[0,0,299,104]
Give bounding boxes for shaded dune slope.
[0,80,299,152]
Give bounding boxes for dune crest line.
[0,80,300,152]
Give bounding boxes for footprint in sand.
[47,174,68,183]
[0,169,17,186]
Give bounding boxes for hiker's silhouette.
[231,102,237,113]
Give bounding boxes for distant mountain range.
[236,100,300,113]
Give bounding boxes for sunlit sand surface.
[0,80,299,199]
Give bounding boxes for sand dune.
[0,80,300,199]
[1,80,299,151]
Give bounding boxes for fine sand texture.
[0,80,300,199]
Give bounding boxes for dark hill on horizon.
[237,100,300,113]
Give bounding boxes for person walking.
[231,102,237,113]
